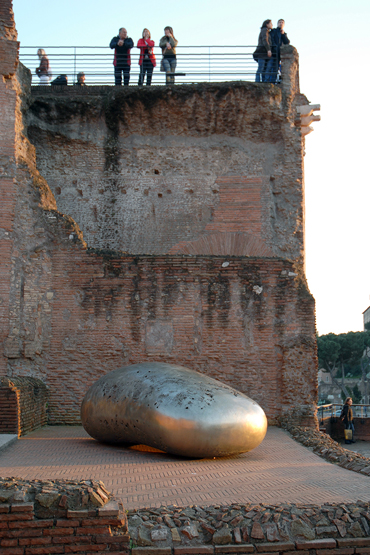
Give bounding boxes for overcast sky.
[12,0,370,336]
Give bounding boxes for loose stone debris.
[0,476,112,517]
[287,426,370,476]
[128,500,370,548]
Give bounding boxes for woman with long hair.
[137,28,156,86]
[253,20,273,83]
[341,396,355,444]
[159,26,178,85]
[36,49,51,85]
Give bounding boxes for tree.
[341,384,362,404]
[317,333,349,398]
[317,331,370,401]
[352,384,362,404]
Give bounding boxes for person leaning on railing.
[137,28,156,86]
[253,20,273,83]
[159,26,178,85]
[270,19,290,84]
[110,28,134,86]
[36,48,52,85]
[75,72,86,86]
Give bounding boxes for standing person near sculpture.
[137,28,156,86]
[110,28,134,86]
[35,48,51,85]
[253,20,273,83]
[270,19,290,83]
[341,397,355,444]
[159,26,178,85]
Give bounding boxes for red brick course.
[27,251,316,426]
[0,377,48,435]
[0,499,129,555]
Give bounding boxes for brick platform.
[1,427,370,509]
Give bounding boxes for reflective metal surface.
[81,362,267,458]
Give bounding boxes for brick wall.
[0,377,48,436]
[6,247,316,426]
[0,0,317,430]
[0,382,19,434]
[3,492,370,555]
[26,74,305,261]
[321,416,370,442]
[0,499,129,555]
[0,0,19,376]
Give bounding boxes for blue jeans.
[255,57,274,83]
[162,57,176,84]
[255,59,266,82]
[264,57,275,82]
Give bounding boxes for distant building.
[363,306,370,331]
[318,369,332,385]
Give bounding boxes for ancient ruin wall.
[27,74,306,260]
[0,377,48,435]
[0,0,318,427]
[12,249,316,425]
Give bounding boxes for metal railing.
[318,403,370,425]
[19,45,279,86]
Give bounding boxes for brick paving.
[1,426,370,509]
[341,439,370,458]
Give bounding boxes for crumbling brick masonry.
[0,0,318,430]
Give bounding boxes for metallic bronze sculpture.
[81,362,267,458]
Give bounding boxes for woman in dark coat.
[341,396,355,444]
[253,20,273,83]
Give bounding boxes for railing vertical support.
[74,47,76,85]
[208,46,210,82]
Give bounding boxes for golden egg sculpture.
[81,362,267,458]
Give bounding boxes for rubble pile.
[0,476,111,518]
[128,501,370,548]
[288,426,370,476]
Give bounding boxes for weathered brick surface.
[0,383,20,434]
[27,83,304,261]
[0,377,47,435]
[0,0,18,376]
[0,0,317,430]
[12,251,315,425]
[0,494,129,555]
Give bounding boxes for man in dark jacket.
[270,19,290,83]
[110,28,134,86]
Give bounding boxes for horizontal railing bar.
[20,45,258,49]
[20,44,282,86]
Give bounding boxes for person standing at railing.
[159,27,178,85]
[341,397,355,444]
[75,72,86,86]
[270,19,290,83]
[253,20,273,83]
[35,49,52,85]
[137,29,156,86]
[110,28,134,86]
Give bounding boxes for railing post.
[208,46,210,82]
[74,47,76,85]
